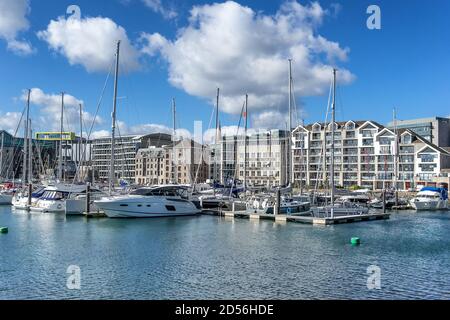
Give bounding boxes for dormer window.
[312,124,321,132]
[346,121,355,130]
[327,122,339,131]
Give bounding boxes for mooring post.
[27,183,32,206]
[86,183,91,215]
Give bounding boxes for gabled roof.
[302,120,385,131]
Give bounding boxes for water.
[0,206,449,300]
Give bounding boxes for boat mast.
[214,88,220,184]
[109,40,120,195]
[330,68,337,218]
[58,92,64,181]
[28,119,32,183]
[79,103,83,182]
[288,59,293,187]
[172,98,177,184]
[244,94,248,189]
[393,107,399,205]
[23,89,31,186]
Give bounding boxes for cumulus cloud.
[92,121,191,140]
[20,88,102,133]
[0,0,34,55]
[0,111,23,134]
[140,0,354,128]
[142,0,177,20]
[37,16,140,72]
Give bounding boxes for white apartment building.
[292,120,450,191]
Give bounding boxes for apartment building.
[387,116,450,147]
[92,133,172,182]
[292,120,450,191]
[210,130,290,187]
[135,139,209,185]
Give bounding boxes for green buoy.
[0,227,8,234]
[350,237,360,245]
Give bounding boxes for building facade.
[92,133,172,183]
[135,139,209,185]
[292,120,450,191]
[0,130,56,181]
[387,117,450,147]
[209,130,290,187]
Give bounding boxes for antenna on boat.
[109,40,121,195]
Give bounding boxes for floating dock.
[202,210,390,225]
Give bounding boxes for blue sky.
[0,0,449,141]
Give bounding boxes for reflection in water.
[0,206,449,299]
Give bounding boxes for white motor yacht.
[94,185,201,218]
[409,187,448,210]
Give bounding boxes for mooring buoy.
[350,237,360,245]
[0,227,8,234]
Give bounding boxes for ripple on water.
[0,207,449,299]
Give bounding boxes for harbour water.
[0,206,449,300]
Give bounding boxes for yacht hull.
[410,200,448,210]
[94,196,201,218]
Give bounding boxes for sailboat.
[94,41,200,218]
[311,69,369,218]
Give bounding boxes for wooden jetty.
[202,210,390,225]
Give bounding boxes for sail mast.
[172,98,177,184]
[109,40,121,195]
[393,107,399,204]
[330,69,337,218]
[79,103,83,182]
[23,89,31,186]
[288,59,293,186]
[244,94,248,189]
[28,119,32,183]
[58,92,64,181]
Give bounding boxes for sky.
[0,0,449,143]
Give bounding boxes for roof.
[299,120,385,131]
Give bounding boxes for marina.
[0,205,448,300]
[0,0,449,305]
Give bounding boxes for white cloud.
[0,111,23,134]
[0,0,34,55]
[140,0,354,128]
[142,0,177,20]
[20,88,102,133]
[92,121,191,140]
[37,16,140,72]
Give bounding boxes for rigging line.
[72,58,115,185]
[313,78,333,203]
[2,105,27,180]
[191,99,216,195]
[228,99,246,198]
